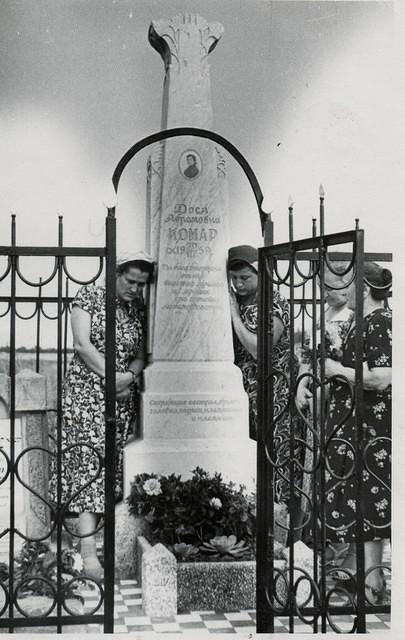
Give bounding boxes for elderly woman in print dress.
[296,262,353,562]
[323,262,392,604]
[50,252,153,580]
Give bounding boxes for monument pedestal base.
[124,361,256,494]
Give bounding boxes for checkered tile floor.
[79,578,391,634]
[55,539,391,634]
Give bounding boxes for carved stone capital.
[149,14,223,72]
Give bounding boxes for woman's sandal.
[333,574,388,604]
[329,548,356,580]
[365,578,388,605]
[329,566,356,582]
[325,543,350,566]
[332,573,357,593]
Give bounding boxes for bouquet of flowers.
[127,466,256,561]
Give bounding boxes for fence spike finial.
[103,185,118,210]
[288,196,294,242]
[319,185,325,235]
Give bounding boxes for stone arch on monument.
[112,126,270,235]
[110,127,269,492]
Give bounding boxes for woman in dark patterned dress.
[227,245,300,509]
[52,252,153,579]
[323,262,392,603]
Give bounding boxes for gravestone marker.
[125,14,255,490]
[0,418,24,561]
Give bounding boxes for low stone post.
[15,369,50,539]
[142,543,177,617]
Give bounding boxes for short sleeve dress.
[299,306,353,511]
[301,305,354,367]
[324,308,392,542]
[50,284,145,514]
[233,289,300,502]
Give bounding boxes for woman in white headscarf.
[50,252,153,579]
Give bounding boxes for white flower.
[143,478,162,496]
[210,497,222,510]
[71,551,84,573]
[375,498,388,513]
[61,548,84,574]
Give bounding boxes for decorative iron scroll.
[257,205,392,634]
[0,214,116,632]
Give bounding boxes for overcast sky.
[1,0,402,254]
[0,1,404,337]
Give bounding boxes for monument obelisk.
[124,14,255,490]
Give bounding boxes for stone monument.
[124,14,255,491]
[0,371,50,563]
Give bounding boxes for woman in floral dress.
[227,245,300,508]
[323,262,392,602]
[296,263,353,559]
[51,252,153,579]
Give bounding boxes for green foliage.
[0,562,8,582]
[3,541,85,602]
[171,543,200,561]
[200,535,251,559]
[127,466,256,560]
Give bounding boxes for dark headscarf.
[364,262,392,300]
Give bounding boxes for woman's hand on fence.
[116,371,133,393]
[116,387,131,403]
[296,381,312,410]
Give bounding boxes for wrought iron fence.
[256,214,392,633]
[0,212,116,632]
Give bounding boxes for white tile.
[124,615,151,625]
[119,579,138,585]
[176,613,203,623]
[225,612,253,621]
[204,619,233,629]
[120,587,139,595]
[365,614,384,623]
[124,597,143,606]
[113,624,129,633]
[115,604,129,613]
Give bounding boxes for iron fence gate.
[0,212,117,632]
[256,221,392,633]
[0,126,267,634]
